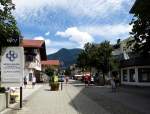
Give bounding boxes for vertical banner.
[1,47,24,87]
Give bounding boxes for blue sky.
[12,0,135,54]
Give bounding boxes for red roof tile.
[21,40,44,48]
[41,60,60,66]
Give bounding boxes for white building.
[21,39,47,83]
[112,39,150,86]
[121,57,150,86]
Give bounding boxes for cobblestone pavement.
[14,82,110,114]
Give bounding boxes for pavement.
[13,81,110,114]
[1,84,43,114]
[72,81,150,114]
[1,80,150,114]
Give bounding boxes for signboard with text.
[1,47,24,87]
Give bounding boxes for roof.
[21,39,47,60]
[41,60,60,66]
[130,0,150,13]
[121,56,150,68]
[21,40,44,48]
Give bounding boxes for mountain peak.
[47,48,82,68]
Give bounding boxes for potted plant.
[49,74,59,91]
[45,68,59,91]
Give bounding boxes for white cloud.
[56,27,94,48]
[33,36,51,46]
[52,41,77,48]
[46,47,58,55]
[80,24,132,41]
[12,0,129,20]
[45,32,50,36]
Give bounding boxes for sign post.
[1,47,24,108]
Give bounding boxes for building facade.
[21,40,47,83]
[121,57,150,86]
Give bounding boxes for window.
[138,68,150,82]
[129,69,135,82]
[123,70,127,81]
[29,73,32,81]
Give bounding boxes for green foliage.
[113,39,121,49]
[64,68,71,76]
[129,1,150,56]
[77,41,113,85]
[45,68,54,77]
[77,43,97,71]
[0,0,20,53]
[76,50,88,70]
[77,41,113,74]
[95,41,113,74]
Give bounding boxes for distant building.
[21,39,47,83]
[41,60,60,71]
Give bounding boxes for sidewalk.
[13,82,110,114]
[1,84,43,114]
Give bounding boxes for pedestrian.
[91,76,94,85]
[32,76,36,88]
[65,76,69,84]
[84,75,89,87]
[88,76,91,86]
[24,76,27,88]
[110,76,116,92]
[114,76,120,88]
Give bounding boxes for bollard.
[61,82,63,90]
[5,91,9,108]
[20,87,22,108]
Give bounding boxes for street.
[12,80,150,114]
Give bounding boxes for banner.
[1,47,24,87]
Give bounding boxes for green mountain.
[47,48,82,68]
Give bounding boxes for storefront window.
[138,68,150,82]
[123,70,127,81]
[129,69,135,82]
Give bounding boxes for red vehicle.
[83,74,91,85]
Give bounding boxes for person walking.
[84,75,89,87]
[65,76,69,84]
[24,76,27,88]
[110,76,116,92]
[32,76,36,88]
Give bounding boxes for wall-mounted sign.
[5,37,20,46]
[1,47,24,87]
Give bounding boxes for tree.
[84,43,97,72]
[45,68,54,77]
[64,68,71,76]
[129,1,150,56]
[76,50,87,69]
[77,43,96,71]
[0,0,20,54]
[95,41,113,85]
